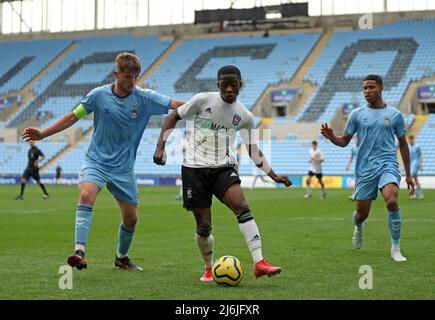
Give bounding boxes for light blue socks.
[117,224,135,258]
[75,204,93,247]
[388,209,402,246]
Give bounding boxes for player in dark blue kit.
[22,52,185,271]
[321,75,414,262]
[15,140,49,200]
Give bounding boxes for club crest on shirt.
[232,114,241,126]
[130,105,138,119]
[384,116,391,125]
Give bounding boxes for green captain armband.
[73,104,88,120]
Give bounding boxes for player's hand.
[406,175,415,197]
[320,123,334,140]
[271,175,292,187]
[153,147,167,165]
[22,127,44,141]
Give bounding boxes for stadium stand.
[0,39,71,96]
[0,142,67,175]
[145,32,321,109]
[5,35,172,128]
[296,19,435,123]
[415,114,435,175]
[1,18,435,179]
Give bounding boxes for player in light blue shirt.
[408,134,424,199]
[321,75,414,262]
[345,135,359,200]
[345,137,359,173]
[22,52,185,271]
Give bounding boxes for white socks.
[238,219,263,263]
[195,233,214,269]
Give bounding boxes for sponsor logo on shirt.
[210,122,230,132]
[209,123,236,135]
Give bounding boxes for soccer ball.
[212,255,244,286]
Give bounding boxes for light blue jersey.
[350,145,359,159]
[81,84,171,173]
[344,105,405,179]
[410,143,422,176]
[344,105,405,200]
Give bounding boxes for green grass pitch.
[0,185,434,299]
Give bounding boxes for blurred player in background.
[251,166,271,189]
[153,65,291,282]
[233,142,242,171]
[175,130,191,201]
[55,163,62,185]
[321,74,414,262]
[22,52,185,271]
[304,140,326,199]
[15,140,49,200]
[345,136,359,200]
[408,134,424,200]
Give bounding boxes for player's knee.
[386,198,398,212]
[355,209,369,220]
[79,190,95,204]
[124,214,137,228]
[20,178,27,184]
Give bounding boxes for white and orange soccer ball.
[212,255,244,286]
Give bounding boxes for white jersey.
[177,92,255,168]
[309,148,324,174]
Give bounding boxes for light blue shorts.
[78,163,138,204]
[354,170,401,201]
[411,162,419,177]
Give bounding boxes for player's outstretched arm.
[22,112,79,141]
[169,99,186,109]
[320,123,352,147]
[398,135,415,196]
[246,143,292,187]
[153,110,181,165]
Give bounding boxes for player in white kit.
[153,65,291,282]
[304,140,326,199]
